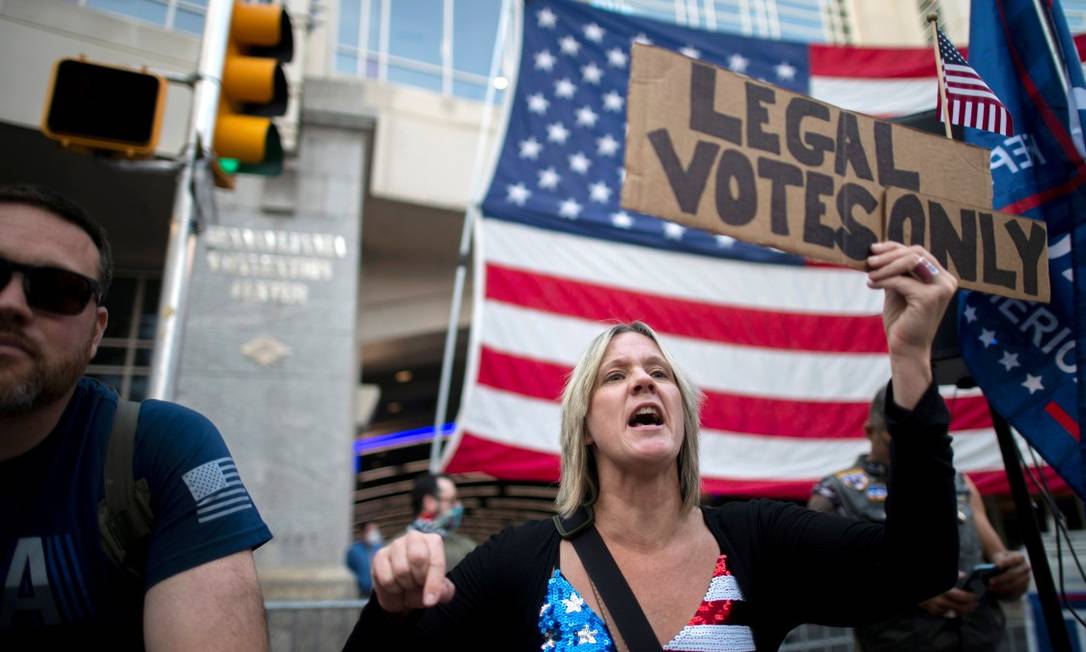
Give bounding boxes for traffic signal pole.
[147,0,234,400]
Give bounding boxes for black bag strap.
[554,510,662,652]
[98,399,154,579]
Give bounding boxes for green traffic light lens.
[219,158,240,174]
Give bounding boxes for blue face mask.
[436,503,464,532]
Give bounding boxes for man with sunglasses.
[0,184,272,649]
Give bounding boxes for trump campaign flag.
[958,0,1086,498]
[441,0,1024,498]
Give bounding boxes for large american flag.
[441,0,1054,498]
[935,26,1014,136]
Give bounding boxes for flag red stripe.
[998,165,1086,213]
[808,44,937,78]
[446,433,1054,500]
[485,263,888,353]
[446,432,560,480]
[475,346,994,437]
[1045,401,1081,442]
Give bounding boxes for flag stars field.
[999,351,1020,371]
[576,106,599,127]
[979,329,998,348]
[559,35,581,55]
[596,134,619,156]
[1022,375,1045,394]
[537,7,557,28]
[506,183,531,205]
[554,78,576,98]
[538,167,560,189]
[519,138,542,159]
[581,62,603,84]
[535,49,556,71]
[728,53,749,72]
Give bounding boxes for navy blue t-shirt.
[0,378,272,646]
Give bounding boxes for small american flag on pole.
[936,26,1013,136]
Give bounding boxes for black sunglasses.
[0,256,101,316]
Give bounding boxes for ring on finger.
[911,256,940,284]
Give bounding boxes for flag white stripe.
[481,301,891,400]
[944,63,981,75]
[197,494,252,514]
[944,74,991,89]
[947,87,1002,101]
[989,104,997,131]
[952,99,961,123]
[964,102,972,126]
[198,503,253,524]
[809,77,935,115]
[483,219,881,314]
[197,485,246,506]
[460,386,1008,479]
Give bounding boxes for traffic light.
[215,1,293,179]
[41,58,166,157]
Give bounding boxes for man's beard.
[0,318,93,415]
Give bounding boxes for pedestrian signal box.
[41,58,166,157]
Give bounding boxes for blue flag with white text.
[960,0,1086,497]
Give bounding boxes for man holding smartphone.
[809,386,1032,651]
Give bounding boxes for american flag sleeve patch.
[182,457,254,524]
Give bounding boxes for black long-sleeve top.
[345,381,959,650]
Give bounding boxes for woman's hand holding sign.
[867,241,957,409]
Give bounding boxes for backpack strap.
[554,508,663,652]
[98,399,154,580]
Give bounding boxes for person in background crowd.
[809,386,1031,651]
[346,522,384,597]
[408,472,476,570]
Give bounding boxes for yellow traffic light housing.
[41,58,166,158]
[215,2,293,178]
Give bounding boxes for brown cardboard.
[884,188,1049,302]
[622,43,996,272]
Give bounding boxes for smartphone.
[957,563,1002,593]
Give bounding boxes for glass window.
[336,51,359,75]
[388,63,442,93]
[139,279,161,340]
[174,8,206,35]
[86,0,167,26]
[453,0,502,77]
[340,0,362,49]
[103,277,136,339]
[388,0,443,68]
[87,274,159,401]
[128,374,149,402]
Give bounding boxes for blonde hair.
[555,321,703,517]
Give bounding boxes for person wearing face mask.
[407,473,476,570]
[346,522,385,597]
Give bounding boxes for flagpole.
[928,14,953,140]
[428,0,516,472]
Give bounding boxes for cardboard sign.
[884,188,1048,301]
[622,44,1048,302]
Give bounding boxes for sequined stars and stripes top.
[538,554,754,651]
